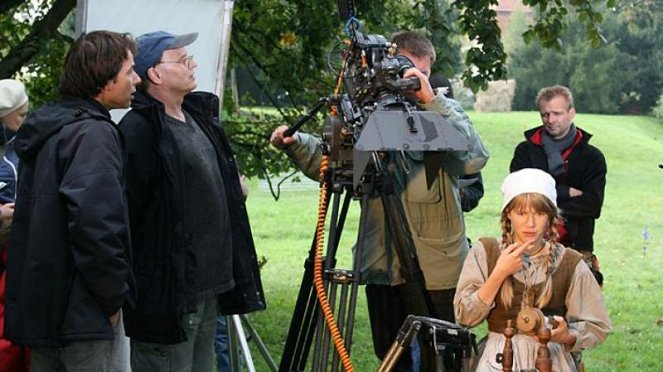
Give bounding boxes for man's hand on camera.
[271,125,298,149]
[402,68,435,104]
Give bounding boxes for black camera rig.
[286,18,468,190]
[279,2,473,371]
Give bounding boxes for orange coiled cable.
[313,155,354,371]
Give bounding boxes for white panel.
[76,0,231,119]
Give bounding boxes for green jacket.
[285,93,489,290]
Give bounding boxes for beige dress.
[454,240,611,372]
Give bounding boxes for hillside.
[243,112,663,371]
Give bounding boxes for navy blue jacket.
[0,128,18,204]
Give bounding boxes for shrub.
[652,94,663,122]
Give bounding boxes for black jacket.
[119,91,265,344]
[5,97,135,346]
[510,125,607,251]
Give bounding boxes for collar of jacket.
[526,125,590,161]
[131,90,220,124]
[526,125,592,147]
[15,96,114,160]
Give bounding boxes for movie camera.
[286,19,467,189]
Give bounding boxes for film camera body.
[322,28,419,165]
[320,26,467,188]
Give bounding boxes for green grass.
[241,111,663,371]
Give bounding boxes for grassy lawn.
[240,111,663,371]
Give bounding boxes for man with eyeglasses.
[119,31,265,372]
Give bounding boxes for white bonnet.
[0,79,29,118]
[501,168,557,211]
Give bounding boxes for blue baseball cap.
[134,31,198,78]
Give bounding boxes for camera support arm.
[283,97,330,138]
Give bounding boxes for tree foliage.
[0,0,616,180]
[508,1,663,115]
[0,0,74,107]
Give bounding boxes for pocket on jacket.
[414,233,467,289]
[403,157,441,204]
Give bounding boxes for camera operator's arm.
[419,94,489,176]
[270,125,324,181]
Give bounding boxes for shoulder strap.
[479,237,500,274]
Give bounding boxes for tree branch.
[0,0,26,15]
[0,0,75,78]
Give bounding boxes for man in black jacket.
[5,31,140,371]
[510,85,606,285]
[119,31,265,372]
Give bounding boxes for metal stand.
[227,314,278,372]
[278,179,359,372]
[378,315,476,372]
[279,154,438,372]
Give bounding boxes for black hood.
[15,96,112,160]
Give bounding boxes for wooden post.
[535,326,552,372]
[502,319,515,372]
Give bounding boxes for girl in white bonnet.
[454,168,611,371]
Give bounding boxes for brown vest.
[479,238,582,333]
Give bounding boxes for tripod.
[277,76,470,370]
[279,152,439,372]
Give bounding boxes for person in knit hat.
[0,78,29,371]
[0,79,28,128]
[0,79,29,205]
[454,168,611,372]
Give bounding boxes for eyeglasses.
[156,55,195,69]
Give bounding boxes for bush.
[652,94,663,122]
[474,80,516,112]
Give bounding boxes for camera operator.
[271,31,489,371]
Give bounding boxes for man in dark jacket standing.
[510,85,606,284]
[4,31,141,371]
[119,31,265,372]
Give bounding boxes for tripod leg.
[280,188,349,372]
[279,254,320,371]
[240,314,278,371]
[228,315,241,371]
[231,315,256,372]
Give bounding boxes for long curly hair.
[499,193,561,308]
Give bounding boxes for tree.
[508,1,663,115]
[0,0,74,107]
[0,0,615,179]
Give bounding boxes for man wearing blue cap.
[119,31,265,372]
